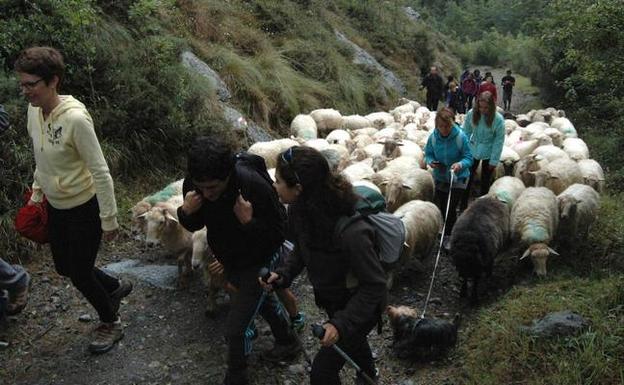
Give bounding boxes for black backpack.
[234,152,274,187]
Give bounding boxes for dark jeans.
[503,91,512,110]
[310,315,377,385]
[435,187,464,236]
[225,264,294,375]
[426,93,440,112]
[48,196,120,323]
[461,159,495,210]
[466,94,475,110]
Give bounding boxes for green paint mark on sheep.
[525,220,548,243]
[145,184,179,205]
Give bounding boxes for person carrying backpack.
[425,107,473,248]
[446,81,466,114]
[262,146,387,385]
[178,136,301,385]
[461,73,478,110]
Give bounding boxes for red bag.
[14,189,49,244]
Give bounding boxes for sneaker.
[262,339,301,363]
[6,273,30,316]
[290,312,305,333]
[110,279,133,315]
[355,367,380,385]
[88,317,123,354]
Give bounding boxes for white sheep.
[521,122,548,141]
[512,139,540,158]
[341,115,371,130]
[511,187,559,276]
[390,103,415,121]
[513,154,549,187]
[144,202,193,287]
[533,158,583,195]
[496,146,521,177]
[371,156,434,212]
[544,127,565,147]
[562,137,589,160]
[577,159,605,193]
[393,200,442,262]
[504,119,519,135]
[320,144,350,171]
[532,144,570,163]
[488,176,526,209]
[352,127,379,137]
[325,129,352,146]
[363,143,384,158]
[398,97,421,111]
[365,112,395,129]
[515,114,531,127]
[550,117,578,138]
[290,114,317,140]
[341,161,376,183]
[352,133,375,149]
[504,129,523,147]
[303,138,330,152]
[556,184,600,245]
[248,138,299,168]
[310,108,343,134]
[190,228,223,316]
[130,179,184,234]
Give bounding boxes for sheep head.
[145,206,179,245]
[383,178,408,212]
[558,195,579,221]
[520,243,560,276]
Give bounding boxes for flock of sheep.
[129,98,604,308]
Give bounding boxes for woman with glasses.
[262,146,387,385]
[15,46,132,354]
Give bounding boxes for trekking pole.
[421,170,455,319]
[259,268,314,371]
[311,324,377,385]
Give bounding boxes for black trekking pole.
[311,324,377,385]
[258,268,314,372]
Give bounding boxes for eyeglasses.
[19,78,44,90]
[280,147,301,185]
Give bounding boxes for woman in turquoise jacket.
[425,107,473,239]
[460,91,505,210]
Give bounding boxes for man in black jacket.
[421,66,445,111]
[178,136,300,385]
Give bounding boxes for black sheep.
[449,195,509,304]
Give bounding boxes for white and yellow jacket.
[28,95,118,231]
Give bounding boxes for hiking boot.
[6,273,30,316]
[355,367,380,385]
[110,279,133,315]
[290,311,305,333]
[222,369,249,385]
[262,339,301,363]
[88,317,123,354]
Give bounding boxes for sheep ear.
[547,247,560,256]
[550,175,560,180]
[534,154,544,161]
[402,184,413,190]
[137,212,149,218]
[520,248,531,260]
[380,181,388,186]
[165,212,179,223]
[529,171,537,175]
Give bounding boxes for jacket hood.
[433,123,461,141]
[48,95,86,121]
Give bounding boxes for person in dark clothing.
[443,75,455,101]
[484,71,496,85]
[501,70,516,111]
[421,66,445,111]
[446,81,466,114]
[261,146,387,385]
[178,136,300,385]
[461,73,478,110]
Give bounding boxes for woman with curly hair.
[261,146,387,385]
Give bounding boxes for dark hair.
[187,136,235,182]
[276,146,357,247]
[473,91,496,127]
[14,47,65,89]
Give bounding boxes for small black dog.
[386,305,459,361]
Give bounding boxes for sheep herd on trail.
[130,98,603,312]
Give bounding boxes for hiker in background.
[484,71,495,85]
[460,91,505,211]
[425,107,472,248]
[263,146,387,385]
[473,69,483,89]
[501,69,516,111]
[178,136,301,385]
[459,66,471,86]
[477,76,498,103]
[446,81,466,114]
[15,46,132,355]
[443,75,455,102]
[461,73,478,110]
[421,66,445,112]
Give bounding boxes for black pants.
[435,187,464,236]
[503,91,512,110]
[48,196,119,323]
[426,93,440,112]
[310,314,377,385]
[225,264,294,375]
[466,94,475,110]
[461,159,495,210]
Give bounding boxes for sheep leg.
[205,281,219,318]
[177,251,192,289]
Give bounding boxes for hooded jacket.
[27,96,118,231]
[425,124,473,184]
[462,109,506,166]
